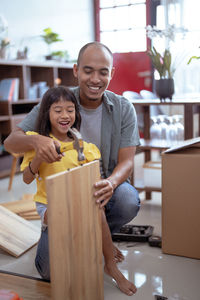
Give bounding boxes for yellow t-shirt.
[20,131,101,204]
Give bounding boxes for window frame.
[93,0,159,52]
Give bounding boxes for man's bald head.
[77,42,113,67]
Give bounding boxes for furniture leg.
[8,156,17,191]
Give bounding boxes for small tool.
[148,235,162,248]
[154,295,168,300]
[56,128,86,162]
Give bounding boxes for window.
[97,0,147,53]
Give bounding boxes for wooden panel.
[0,120,11,134]
[46,160,104,300]
[184,103,193,139]
[0,206,40,257]
[58,68,78,86]
[0,101,9,115]
[0,271,51,299]
[10,114,27,130]
[30,66,54,87]
[0,194,35,214]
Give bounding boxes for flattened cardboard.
[164,137,200,153]
[162,138,200,259]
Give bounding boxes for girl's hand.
[32,135,62,163]
[94,179,115,208]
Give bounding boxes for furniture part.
[132,99,200,197]
[0,59,77,178]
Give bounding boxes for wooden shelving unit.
[0,59,77,178]
[132,98,200,198]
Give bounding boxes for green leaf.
[41,28,63,45]
[187,56,200,65]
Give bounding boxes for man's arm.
[94,146,136,207]
[4,127,62,163]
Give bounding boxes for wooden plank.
[0,271,51,299]
[0,206,40,257]
[0,194,36,214]
[46,160,104,300]
[18,211,40,220]
[21,215,40,220]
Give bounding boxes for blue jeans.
[35,182,140,279]
[35,227,50,281]
[105,182,140,234]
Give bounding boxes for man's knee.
[105,182,140,233]
[113,182,140,213]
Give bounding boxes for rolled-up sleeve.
[120,99,140,148]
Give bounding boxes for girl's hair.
[35,86,81,138]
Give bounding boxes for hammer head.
[56,128,86,162]
[68,128,86,162]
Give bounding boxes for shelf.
[131,97,200,105]
[132,99,200,199]
[0,58,74,68]
[0,116,9,122]
[0,60,75,178]
[134,179,161,193]
[139,138,184,150]
[11,99,40,104]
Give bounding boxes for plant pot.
[45,55,53,60]
[0,48,6,59]
[155,78,174,101]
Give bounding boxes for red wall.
[108,52,152,95]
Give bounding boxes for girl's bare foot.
[113,245,124,263]
[104,263,137,296]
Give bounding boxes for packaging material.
[162,137,200,259]
[143,161,161,188]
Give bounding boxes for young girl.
[20,86,137,296]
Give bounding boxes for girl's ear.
[73,64,78,78]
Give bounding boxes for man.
[4,42,140,260]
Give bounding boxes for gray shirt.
[18,86,140,178]
[79,104,102,150]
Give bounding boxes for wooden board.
[18,211,40,220]
[0,206,40,257]
[0,271,51,299]
[0,194,36,213]
[46,160,104,300]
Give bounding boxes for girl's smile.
[49,99,76,141]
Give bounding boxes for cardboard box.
[143,161,161,188]
[162,138,200,259]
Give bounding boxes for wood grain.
[46,160,103,300]
[0,206,40,257]
[0,271,51,299]
[0,194,36,213]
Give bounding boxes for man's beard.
[87,97,100,101]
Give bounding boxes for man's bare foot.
[104,264,137,296]
[113,245,124,263]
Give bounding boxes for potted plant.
[0,37,10,59]
[50,50,69,62]
[41,27,63,60]
[148,47,175,101]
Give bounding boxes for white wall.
[0,0,94,61]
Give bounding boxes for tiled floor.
[0,154,200,300]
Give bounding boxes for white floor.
[0,154,200,300]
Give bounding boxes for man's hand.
[4,128,62,163]
[94,179,114,208]
[33,135,63,163]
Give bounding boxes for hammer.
[56,128,86,162]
